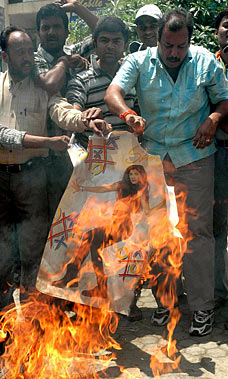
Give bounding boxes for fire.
[0,296,120,378]
[0,179,191,378]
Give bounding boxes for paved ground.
[104,289,228,378]
[1,288,228,378]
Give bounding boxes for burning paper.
[36,131,171,316]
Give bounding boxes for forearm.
[49,97,86,132]
[23,135,53,149]
[71,1,99,32]
[105,84,130,117]
[80,184,113,193]
[210,99,228,129]
[35,58,68,95]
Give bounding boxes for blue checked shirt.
[111,45,228,167]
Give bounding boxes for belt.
[216,139,228,148]
[0,157,47,173]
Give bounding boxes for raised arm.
[56,0,99,32]
[105,84,146,136]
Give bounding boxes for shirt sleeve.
[69,35,95,60]
[48,95,86,132]
[111,54,139,93]
[33,53,50,77]
[206,54,228,104]
[66,76,87,109]
[0,126,26,149]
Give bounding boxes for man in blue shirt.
[105,8,228,336]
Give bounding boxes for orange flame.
[0,180,191,378]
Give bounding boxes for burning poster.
[36,131,171,315]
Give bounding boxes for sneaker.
[151,307,170,326]
[189,310,214,337]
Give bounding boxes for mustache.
[167,57,180,62]
[22,61,32,67]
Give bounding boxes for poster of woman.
[36,131,170,315]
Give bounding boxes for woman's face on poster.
[129,169,140,185]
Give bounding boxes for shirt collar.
[90,54,120,78]
[37,43,56,64]
[7,70,31,90]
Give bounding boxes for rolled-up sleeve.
[0,126,26,149]
[111,54,139,93]
[48,95,87,132]
[207,56,228,104]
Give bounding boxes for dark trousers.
[0,165,49,310]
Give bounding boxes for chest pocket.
[23,111,47,136]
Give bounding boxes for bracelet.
[119,110,138,122]
[80,186,84,192]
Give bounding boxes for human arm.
[72,179,119,193]
[55,0,99,32]
[49,96,112,136]
[0,125,70,151]
[33,55,88,95]
[193,99,228,149]
[23,135,70,151]
[141,194,166,216]
[105,84,146,136]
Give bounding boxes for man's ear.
[93,39,97,48]
[1,51,8,64]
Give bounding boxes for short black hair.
[36,3,68,32]
[0,26,26,51]
[158,8,193,43]
[93,16,129,43]
[215,9,228,30]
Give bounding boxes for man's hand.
[82,107,103,121]
[46,135,70,151]
[63,54,89,70]
[54,0,78,13]
[86,119,112,137]
[193,117,217,149]
[125,114,146,137]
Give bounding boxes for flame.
[0,177,191,378]
[0,296,120,378]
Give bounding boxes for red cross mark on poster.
[48,212,78,250]
[86,136,120,175]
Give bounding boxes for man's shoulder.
[189,45,216,60]
[71,64,96,84]
[125,47,155,63]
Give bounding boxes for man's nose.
[23,51,33,61]
[107,41,114,49]
[48,26,56,35]
[170,45,178,57]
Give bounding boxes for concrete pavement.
[1,288,228,378]
[106,289,228,378]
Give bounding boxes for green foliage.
[68,0,227,52]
